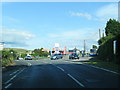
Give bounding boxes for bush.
[2,49,17,67]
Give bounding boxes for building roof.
[42,49,50,51]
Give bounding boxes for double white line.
[4,68,25,88]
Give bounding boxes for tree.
[21,53,27,58]
[98,33,115,45]
[105,19,120,36]
[33,48,50,56]
[9,49,17,59]
[97,18,120,63]
[92,45,97,49]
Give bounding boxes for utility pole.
[102,29,105,37]
[84,40,86,54]
[99,29,101,39]
[118,1,120,22]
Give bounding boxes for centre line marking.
[4,83,12,88]
[57,66,65,72]
[67,74,85,87]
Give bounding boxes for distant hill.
[3,48,31,54]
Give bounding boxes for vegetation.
[1,47,50,66]
[82,59,120,72]
[105,19,120,36]
[4,48,29,54]
[32,48,50,57]
[33,57,49,60]
[97,19,120,64]
[92,45,97,49]
[1,49,17,67]
[20,53,27,58]
[1,48,30,67]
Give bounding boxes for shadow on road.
[2,65,28,72]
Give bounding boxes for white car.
[25,56,32,60]
[18,57,24,60]
[50,54,63,60]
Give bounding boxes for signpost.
[113,40,116,55]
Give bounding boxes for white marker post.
[113,40,116,55]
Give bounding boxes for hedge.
[97,35,120,64]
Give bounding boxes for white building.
[54,43,60,54]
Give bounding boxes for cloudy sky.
[1,1,118,50]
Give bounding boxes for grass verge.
[32,57,49,60]
[83,57,120,73]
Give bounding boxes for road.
[2,56,120,88]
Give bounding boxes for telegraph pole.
[102,29,105,37]
[99,29,101,39]
[118,1,120,22]
[84,40,86,54]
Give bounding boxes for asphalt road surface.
[2,57,120,88]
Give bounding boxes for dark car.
[25,56,32,60]
[69,53,79,59]
[51,54,63,60]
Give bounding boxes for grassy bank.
[83,57,120,72]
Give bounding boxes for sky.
[1,1,118,51]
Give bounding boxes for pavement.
[2,57,120,88]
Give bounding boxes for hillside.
[3,48,31,54]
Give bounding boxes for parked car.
[69,53,79,59]
[48,55,51,58]
[18,57,24,60]
[17,56,23,60]
[51,54,63,60]
[25,56,32,60]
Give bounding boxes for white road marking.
[82,64,120,75]
[4,83,12,88]
[5,68,25,84]
[10,70,20,76]
[27,63,32,66]
[5,75,16,84]
[67,60,120,75]
[90,65,120,75]
[57,66,65,72]
[67,74,85,87]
